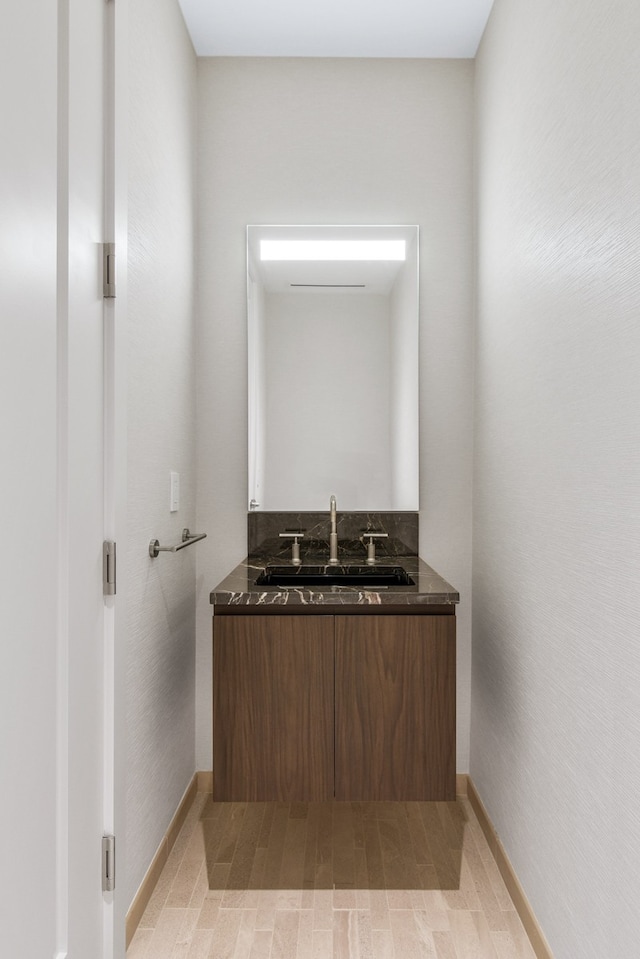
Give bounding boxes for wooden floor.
[127,792,537,959]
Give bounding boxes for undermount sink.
[255,564,415,588]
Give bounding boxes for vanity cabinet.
[212,609,456,802]
[334,615,455,801]
[212,614,334,801]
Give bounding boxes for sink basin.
[255,564,415,588]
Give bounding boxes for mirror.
[247,225,419,512]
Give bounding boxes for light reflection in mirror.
[247,225,419,512]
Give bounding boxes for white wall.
[263,291,391,509]
[247,273,267,508]
[389,231,419,509]
[125,0,198,911]
[196,57,475,772]
[473,1,640,956]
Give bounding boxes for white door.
[0,0,123,956]
[0,1,61,954]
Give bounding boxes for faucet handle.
[279,531,305,566]
[361,531,388,565]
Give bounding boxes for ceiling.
[177,0,495,59]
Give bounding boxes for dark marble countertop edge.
[210,554,460,607]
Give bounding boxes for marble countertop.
[210,553,459,607]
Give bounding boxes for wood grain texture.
[127,790,538,959]
[213,615,334,801]
[335,616,456,801]
[215,605,456,617]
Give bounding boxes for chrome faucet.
[328,494,339,565]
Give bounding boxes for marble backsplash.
[248,511,419,562]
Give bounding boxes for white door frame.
[103,0,128,954]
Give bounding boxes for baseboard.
[465,775,555,959]
[125,772,201,948]
[455,772,468,796]
[197,769,214,793]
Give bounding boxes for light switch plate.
[170,471,180,512]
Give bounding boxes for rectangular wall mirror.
[247,224,419,512]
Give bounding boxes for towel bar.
[149,528,207,558]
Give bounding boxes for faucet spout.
[329,495,339,565]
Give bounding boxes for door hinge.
[102,834,116,892]
[103,242,116,298]
[103,541,116,596]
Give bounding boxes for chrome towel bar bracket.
[149,528,207,559]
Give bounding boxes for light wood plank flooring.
[127,792,536,958]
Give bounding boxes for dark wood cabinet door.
[213,615,334,801]
[335,615,456,801]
